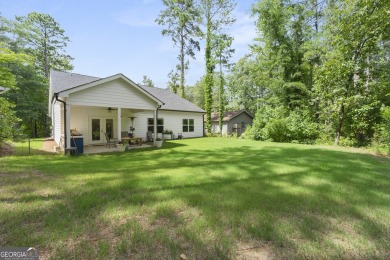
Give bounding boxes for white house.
[49,70,205,151]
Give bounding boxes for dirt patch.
[42,138,57,153]
[0,170,52,179]
[236,242,274,260]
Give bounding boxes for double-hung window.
[147,118,164,133]
[182,119,194,132]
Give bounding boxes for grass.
[8,138,51,156]
[0,137,389,259]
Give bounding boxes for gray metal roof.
[50,70,205,113]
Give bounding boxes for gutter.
[54,93,67,149]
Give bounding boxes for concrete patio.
[83,143,153,154]
[42,139,153,155]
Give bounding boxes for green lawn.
[1,138,389,259]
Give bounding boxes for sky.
[1,0,257,87]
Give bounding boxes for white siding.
[133,110,204,139]
[67,78,157,110]
[52,102,62,145]
[211,122,228,135]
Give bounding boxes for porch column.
[153,109,157,145]
[66,104,71,148]
[117,108,122,142]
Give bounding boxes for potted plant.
[128,127,135,138]
[162,129,173,140]
[116,142,127,152]
[155,138,163,148]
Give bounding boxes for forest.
[1,0,389,153]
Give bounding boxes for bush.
[0,98,19,144]
[263,118,290,142]
[243,107,319,144]
[206,132,221,137]
[241,125,253,139]
[338,137,358,147]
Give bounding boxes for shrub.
[244,108,319,144]
[0,98,19,144]
[241,125,253,139]
[338,137,358,147]
[263,118,290,142]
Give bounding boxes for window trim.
[147,118,164,133]
[183,118,194,132]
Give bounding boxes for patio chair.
[146,131,154,142]
[104,132,118,148]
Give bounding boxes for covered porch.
[56,105,160,153]
[50,73,164,154]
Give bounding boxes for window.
[183,119,194,132]
[147,118,164,133]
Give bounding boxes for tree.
[199,0,236,133]
[141,75,155,87]
[227,55,267,115]
[167,69,180,93]
[214,33,234,133]
[0,97,19,144]
[0,42,28,143]
[4,64,48,138]
[156,0,202,97]
[0,42,30,89]
[185,77,205,108]
[252,0,313,111]
[316,0,390,145]
[14,12,73,78]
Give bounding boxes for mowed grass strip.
[0,138,389,259]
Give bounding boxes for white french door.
[90,117,116,144]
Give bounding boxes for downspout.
[54,93,67,149]
[156,104,162,141]
[157,104,162,130]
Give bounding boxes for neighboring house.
[210,110,253,136]
[49,70,205,150]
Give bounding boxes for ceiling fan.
[106,107,118,113]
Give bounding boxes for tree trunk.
[204,13,213,134]
[335,101,345,145]
[180,30,185,98]
[365,56,370,93]
[44,29,49,78]
[218,57,224,134]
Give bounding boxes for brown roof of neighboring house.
[210,110,253,122]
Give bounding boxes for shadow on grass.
[0,140,389,258]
